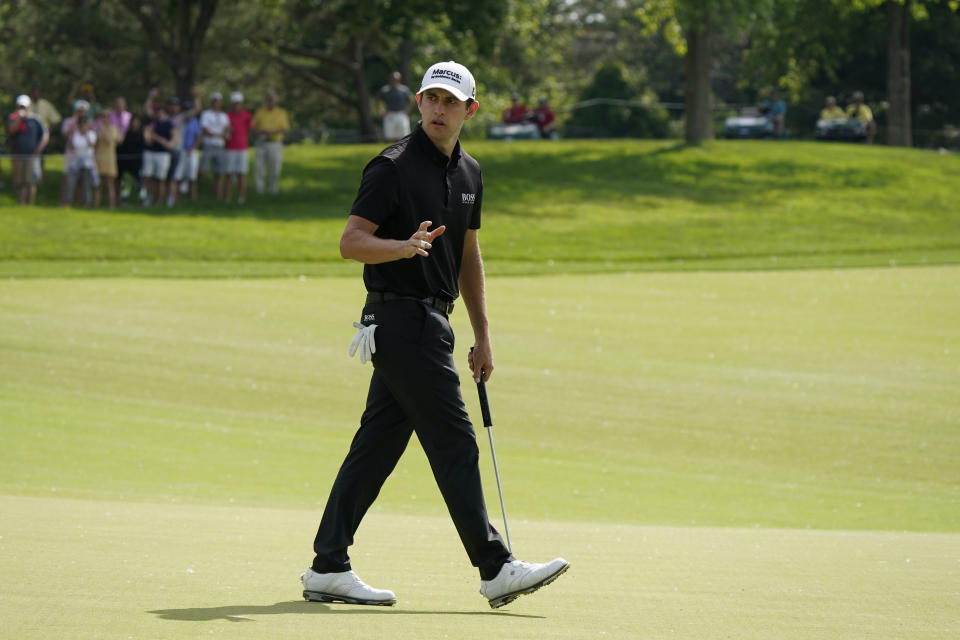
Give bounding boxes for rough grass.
[1,140,958,276]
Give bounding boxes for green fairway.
[2,139,959,638]
[3,495,957,640]
[2,269,958,531]
[2,140,959,277]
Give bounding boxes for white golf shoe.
[301,568,397,606]
[480,558,570,608]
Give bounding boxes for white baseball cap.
[230,91,244,103]
[417,61,476,102]
[16,94,31,108]
[210,91,223,101]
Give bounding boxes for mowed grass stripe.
[1,268,957,531]
[1,495,958,640]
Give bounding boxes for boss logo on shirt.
[461,193,476,204]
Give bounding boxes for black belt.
[366,291,455,315]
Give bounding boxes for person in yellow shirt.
[845,91,875,143]
[820,96,845,120]
[251,91,290,195]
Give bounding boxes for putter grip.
[477,379,493,428]
[471,347,493,428]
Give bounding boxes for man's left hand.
[468,343,493,383]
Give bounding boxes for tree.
[565,62,670,137]
[268,0,509,140]
[639,0,776,144]
[742,0,958,146]
[117,0,219,99]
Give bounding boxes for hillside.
[1,139,958,277]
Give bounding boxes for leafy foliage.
[565,62,670,138]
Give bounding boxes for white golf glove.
[348,322,377,364]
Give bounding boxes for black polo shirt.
[350,123,483,301]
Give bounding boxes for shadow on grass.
[149,601,545,620]
[481,140,901,208]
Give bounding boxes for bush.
[564,62,670,139]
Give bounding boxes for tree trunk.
[684,18,714,145]
[886,0,912,146]
[172,57,197,100]
[348,36,378,142]
[399,38,413,87]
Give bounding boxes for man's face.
[116,97,127,111]
[417,88,478,148]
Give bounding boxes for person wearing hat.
[846,91,875,143]
[6,94,49,205]
[224,91,252,204]
[533,96,556,139]
[759,88,787,137]
[59,100,91,206]
[251,90,290,195]
[200,91,230,200]
[502,91,529,124]
[301,61,569,610]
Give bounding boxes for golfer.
[302,61,569,609]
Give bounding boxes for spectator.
[820,95,845,120]
[251,90,290,195]
[60,101,91,206]
[760,89,786,138]
[28,86,61,184]
[146,89,202,206]
[116,114,145,203]
[6,94,49,205]
[142,101,178,206]
[64,111,97,207]
[28,86,62,132]
[533,96,556,139]
[93,109,120,208]
[68,82,101,117]
[109,97,132,137]
[200,91,230,200]
[846,91,876,143]
[502,92,528,124]
[224,91,252,204]
[377,71,414,141]
[173,100,203,203]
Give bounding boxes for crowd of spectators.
[4,83,291,208]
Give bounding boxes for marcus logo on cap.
[417,61,477,102]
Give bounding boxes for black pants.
[312,298,513,580]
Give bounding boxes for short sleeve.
[350,156,400,226]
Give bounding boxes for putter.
[471,348,513,554]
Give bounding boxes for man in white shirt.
[200,92,231,201]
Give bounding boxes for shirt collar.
[413,122,460,169]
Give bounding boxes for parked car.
[814,118,867,142]
[487,122,541,141]
[724,108,775,139]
